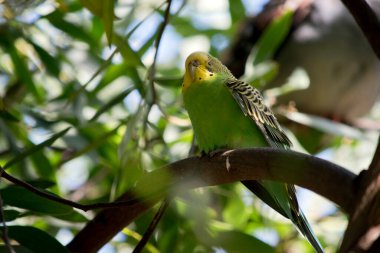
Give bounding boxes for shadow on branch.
[67,147,356,253]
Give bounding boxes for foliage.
[0,0,377,252]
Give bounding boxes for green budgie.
[182,52,324,253]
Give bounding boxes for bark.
[67,148,355,253]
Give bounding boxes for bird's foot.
[199,149,228,158]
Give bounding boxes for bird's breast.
[183,81,266,153]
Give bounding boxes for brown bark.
[67,148,355,253]
[340,136,380,252]
[341,0,380,60]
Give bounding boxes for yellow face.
[182,52,215,91]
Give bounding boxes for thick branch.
[67,148,355,253]
[221,0,312,77]
[340,135,380,252]
[341,0,380,59]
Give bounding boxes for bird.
[182,51,324,252]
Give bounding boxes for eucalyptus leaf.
[1,185,73,215]
[4,127,70,169]
[253,10,293,64]
[4,226,69,253]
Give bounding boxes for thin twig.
[0,166,156,211]
[142,0,173,147]
[132,198,170,253]
[64,2,167,108]
[147,0,172,105]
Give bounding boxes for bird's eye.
[191,60,200,67]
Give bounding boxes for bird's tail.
[286,184,325,253]
[243,181,324,252]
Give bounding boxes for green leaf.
[249,61,279,88]
[223,192,249,228]
[212,230,274,253]
[80,0,115,45]
[0,210,21,222]
[137,29,157,55]
[25,179,56,189]
[154,77,182,88]
[253,10,293,64]
[45,11,97,48]
[102,0,115,45]
[1,208,86,223]
[0,109,19,122]
[4,127,70,169]
[90,87,134,121]
[62,123,122,164]
[1,185,73,215]
[113,34,144,67]
[53,210,88,222]
[92,62,129,95]
[0,246,33,253]
[29,41,60,76]
[5,40,42,102]
[228,0,245,23]
[30,150,55,179]
[80,0,103,17]
[4,226,69,253]
[283,111,364,139]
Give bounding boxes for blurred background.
[0,0,379,252]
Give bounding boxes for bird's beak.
[188,60,199,81]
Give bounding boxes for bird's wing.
[225,79,291,148]
[226,78,325,253]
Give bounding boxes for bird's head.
[182,52,232,91]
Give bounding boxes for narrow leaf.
[212,230,274,253]
[1,185,73,215]
[90,87,134,121]
[80,0,115,45]
[113,34,144,67]
[102,0,115,45]
[0,109,19,122]
[91,62,129,95]
[154,77,182,88]
[228,0,245,23]
[4,127,70,169]
[29,41,60,76]
[5,226,69,253]
[6,41,42,101]
[254,10,293,64]
[53,210,88,222]
[45,11,97,48]
[283,111,364,139]
[30,150,55,179]
[0,210,21,222]
[0,246,33,253]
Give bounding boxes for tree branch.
[67,148,355,253]
[147,0,172,104]
[0,166,150,211]
[340,135,380,253]
[221,0,312,77]
[341,0,380,59]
